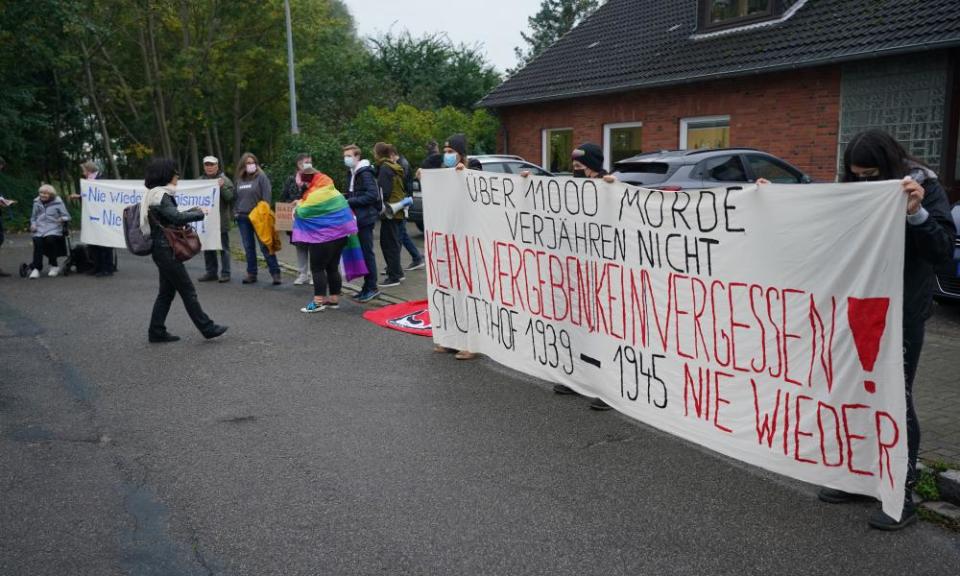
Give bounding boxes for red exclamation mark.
[847,297,890,394]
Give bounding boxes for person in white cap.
[197,155,235,282]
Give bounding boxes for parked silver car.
[612,148,812,189]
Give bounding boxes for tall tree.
[365,31,501,110]
[512,0,602,73]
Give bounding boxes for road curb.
[939,469,960,505]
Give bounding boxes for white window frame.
[679,115,731,150]
[603,121,644,171]
[542,127,573,172]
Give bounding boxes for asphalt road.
[2,242,959,576]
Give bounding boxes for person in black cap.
[555,142,616,409]
[571,142,608,179]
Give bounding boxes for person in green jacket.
[374,142,407,287]
[198,156,235,283]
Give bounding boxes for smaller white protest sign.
[79,180,222,250]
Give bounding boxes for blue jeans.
[398,218,421,262]
[236,216,279,276]
[203,229,232,277]
[356,223,378,293]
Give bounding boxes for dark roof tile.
[480,0,960,107]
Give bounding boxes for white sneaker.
[48,266,60,277]
[294,273,309,285]
[29,268,40,279]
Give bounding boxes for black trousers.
[149,245,215,337]
[903,318,925,489]
[31,236,63,270]
[91,245,115,274]
[379,218,403,280]
[309,237,347,297]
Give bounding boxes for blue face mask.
[344,156,356,169]
[443,153,458,168]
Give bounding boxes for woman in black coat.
[815,129,956,531]
[141,158,228,343]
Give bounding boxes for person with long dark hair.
[817,129,956,530]
[140,158,228,343]
[234,152,281,285]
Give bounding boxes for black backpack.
[122,204,152,255]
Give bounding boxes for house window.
[603,122,643,171]
[680,116,730,150]
[542,128,573,173]
[699,0,778,30]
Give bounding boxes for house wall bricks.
[496,65,842,182]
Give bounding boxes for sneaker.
[0,269,10,277]
[868,501,918,531]
[242,274,257,284]
[218,275,230,283]
[589,398,613,411]
[553,384,579,395]
[381,277,402,288]
[300,300,326,313]
[294,273,309,285]
[271,272,282,285]
[324,300,340,310]
[29,268,40,279]
[198,273,217,282]
[355,290,381,303]
[406,259,425,271]
[48,266,60,277]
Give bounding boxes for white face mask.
[246,163,257,174]
[344,156,356,169]
[301,162,313,171]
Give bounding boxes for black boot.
[148,332,181,343]
[203,324,228,340]
[868,497,918,531]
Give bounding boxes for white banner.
[79,180,222,250]
[422,169,908,519]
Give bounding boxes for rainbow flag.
[292,174,367,281]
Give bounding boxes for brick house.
[479,0,960,198]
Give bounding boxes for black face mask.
[572,169,586,178]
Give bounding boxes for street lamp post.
[284,0,299,135]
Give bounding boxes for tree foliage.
[512,0,602,73]
[0,0,502,223]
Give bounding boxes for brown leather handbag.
[161,224,202,261]
[150,213,201,262]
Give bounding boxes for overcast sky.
[342,0,543,73]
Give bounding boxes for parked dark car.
[409,155,553,231]
[612,148,813,189]
[933,202,960,301]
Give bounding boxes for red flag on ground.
[362,300,432,337]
